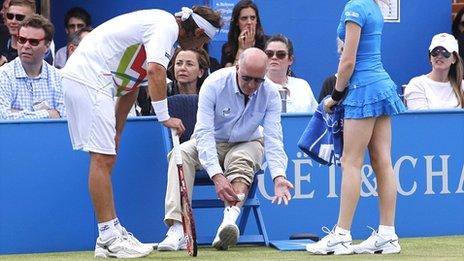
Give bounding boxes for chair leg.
[253,205,269,246]
[238,205,251,234]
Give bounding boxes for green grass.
[1,236,463,260]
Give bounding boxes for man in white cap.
[61,6,221,258]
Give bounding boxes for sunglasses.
[265,50,287,59]
[6,12,26,21]
[430,47,451,59]
[17,36,46,46]
[240,75,265,84]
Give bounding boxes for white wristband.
[151,99,170,122]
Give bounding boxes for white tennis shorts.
[63,78,117,155]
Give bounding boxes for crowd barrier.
[0,110,463,254]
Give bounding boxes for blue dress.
[337,0,405,118]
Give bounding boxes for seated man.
[0,14,65,120]
[159,48,294,251]
[65,26,92,59]
[54,7,91,69]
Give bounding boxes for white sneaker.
[121,227,154,253]
[212,222,239,251]
[353,227,401,254]
[306,226,353,255]
[94,235,152,258]
[158,224,187,251]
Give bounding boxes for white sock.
[222,206,241,223]
[378,225,396,236]
[98,218,121,241]
[335,225,350,236]
[113,218,124,234]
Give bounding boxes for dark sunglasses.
[241,75,265,84]
[265,50,287,59]
[6,12,26,21]
[17,36,46,46]
[430,47,451,59]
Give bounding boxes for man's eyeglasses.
[265,50,288,59]
[430,47,452,59]
[240,75,265,84]
[6,12,25,21]
[17,36,46,46]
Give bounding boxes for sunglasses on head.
[6,12,26,21]
[240,75,265,84]
[17,36,46,46]
[430,47,451,59]
[265,50,287,59]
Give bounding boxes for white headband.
[175,7,219,39]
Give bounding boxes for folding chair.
[162,94,269,246]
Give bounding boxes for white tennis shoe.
[306,226,353,255]
[212,222,239,251]
[158,223,187,251]
[353,227,401,254]
[94,233,152,258]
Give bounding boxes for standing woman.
[265,34,318,113]
[221,0,267,67]
[306,0,405,255]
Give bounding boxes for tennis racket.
[171,128,198,257]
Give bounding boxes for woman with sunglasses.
[404,33,464,110]
[221,0,267,68]
[264,34,318,113]
[306,0,405,255]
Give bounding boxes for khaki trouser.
[164,138,264,225]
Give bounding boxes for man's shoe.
[158,224,187,251]
[353,227,401,254]
[94,235,152,258]
[121,228,154,253]
[306,226,353,255]
[212,222,239,251]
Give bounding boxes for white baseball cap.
[429,33,459,54]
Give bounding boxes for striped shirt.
[0,57,65,120]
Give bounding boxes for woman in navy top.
[306,0,404,255]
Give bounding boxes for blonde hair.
[449,53,464,108]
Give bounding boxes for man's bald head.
[238,47,268,73]
[236,48,269,96]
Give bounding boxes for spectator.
[452,6,464,63]
[404,33,464,110]
[137,47,211,115]
[0,0,10,66]
[0,14,65,120]
[167,47,210,95]
[306,0,405,255]
[158,48,293,251]
[54,7,91,69]
[65,26,92,59]
[264,34,318,113]
[1,0,54,65]
[318,38,344,102]
[1,0,34,64]
[220,0,267,67]
[61,6,221,258]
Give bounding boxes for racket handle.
[170,128,182,165]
